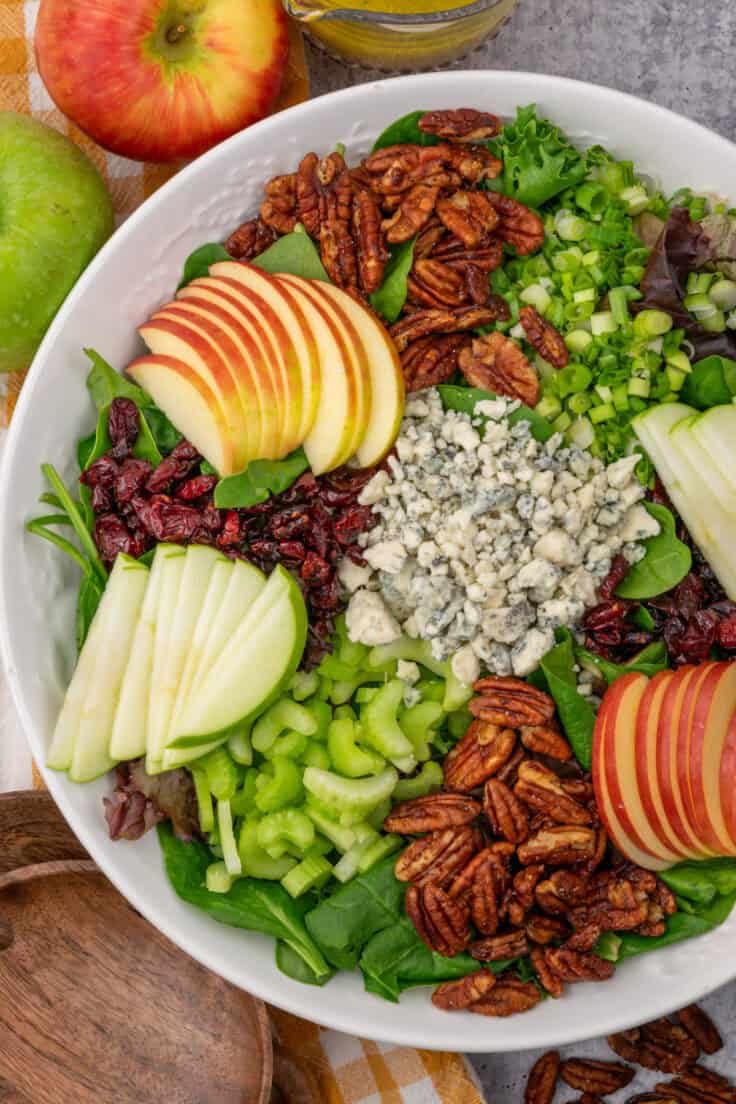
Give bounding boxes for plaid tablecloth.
[0,6,488,1100]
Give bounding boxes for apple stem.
[165,22,189,44]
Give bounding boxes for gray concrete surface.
[307,5,736,1095]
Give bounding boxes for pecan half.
[514,761,592,826]
[560,1059,634,1095]
[433,233,504,273]
[260,172,297,234]
[444,720,517,791]
[405,883,470,957]
[472,677,555,727]
[470,929,529,962]
[295,151,348,236]
[525,1051,561,1104]
[519,826,597,866]
[530,946,565,997]
[677,1005,723,1055]
[464,263,493,304]
[390,304,498,352]
[450,847,501,906]
[414,216,446,258]
[408,259,468,307]
[383,183,440,244]
[319,171,358,289]
[432,970,497,1011]
[470,976,542,1017]
[563,922,602,953]
[352,188,388,293]
[519,305,569,368]
[470,849,507,935]
[446,143,504,184]
[459,332,539,406]
[526,913,570,945]
[436,190,499,248]
[385,793,481,834]
[638,1019,700,1070]
[225,217,277,261]
[627,1096,681,1104]
[395,825,478,887]
[362,143,454,194]
[401,333,470,392]
[496,745,528,788]
[484,778,530,843]
[658,1067,736,1104]
[485,191,545,254]
[519,722,573,761]
[419,108,502,142]
[506,864,546,926]
[544,948,615,983]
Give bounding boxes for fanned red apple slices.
[128,261,404,476]
[593,662,736,870]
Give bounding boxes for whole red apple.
[35,0,289,162]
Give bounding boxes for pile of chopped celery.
[191,617,473,898]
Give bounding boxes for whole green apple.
[0,113,114,372]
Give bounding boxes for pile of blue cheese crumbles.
[341,389,659,681]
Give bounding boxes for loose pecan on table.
[525,1050,561,1104]
[384,793,481,834]
[519,304,570,368]
[656,1066,736,1104]
[431,970,497,1011]
[608,1022,698,1075]
[394,825,478,888]
[677,1004,723,1055]
[419,108,502,142]
[469,976,542,1017]
[560,1058,635,1095]
[405,883,471,958]
[443,720,517,791]
[471,677,556,728]
[459,332,540,407]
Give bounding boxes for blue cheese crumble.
[343,390,655,677]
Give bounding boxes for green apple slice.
[144,544,187,774]
[689,405,736,495]
[64,555,149,782]
[171,565,307,744]
[49,554,148,773]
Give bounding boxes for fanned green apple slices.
[48,546,308,782]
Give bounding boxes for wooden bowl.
[0,791,273,1103]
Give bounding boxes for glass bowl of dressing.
[283,0,519,71]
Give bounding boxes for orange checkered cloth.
[5,6,488,1099]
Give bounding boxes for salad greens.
[437,383,554,442]
[252,224,330,283]
[369,238,416,323]
[177,242,230,290]
[681,354,736,408]
[615,503,691,599]
[213,449,309,509]
[489,104,587,208]
[575,640,669,685]
[537,630,596,770]
[372,110,438,152]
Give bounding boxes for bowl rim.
[3,70,736,1053]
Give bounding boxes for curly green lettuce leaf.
[490,104,587,208]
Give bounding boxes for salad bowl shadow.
[2,71,736,1053]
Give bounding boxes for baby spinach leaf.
[85,347,152,411]
[661,858,736,905]
[359,917,479,1003]
[85,348,180,456]
[629,605,656,632]
[276,940,333,986]
[575,640,668,685]
[253,225,330,282]
[681,355,736,409]
[438,384,553,443]
[372,110,439,152]
[76,573,105,651]
[143,406,183,455]
[490,105,587,209]
[213,449,309,509]
[177,242,231,290]
[369,237,416,323]
[615,503,691,600]
[305,856,405,970]
[618,888,736,960]
[77,431,96,472]
[158,824,331,982]
[539,631,596,770]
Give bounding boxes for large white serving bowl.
[2,71,735,1053]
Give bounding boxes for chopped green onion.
[535,395,563,420]
[710,278,736,311]
[558,363,592,396]
[575,181,608,216]
[700,309,726,333]
[566,416,595,448]
[552,411,572,433]
[552,246,584,273]
[665,350,692,374]
[619,185,649,214]
[567,392,592,415]
[590,311,617,336]
[555,209,586,241]
[573,288,596,304]
[632,309,674,337]
[589,403,616,424]
[206,861,233,894]
[594,384,613,402]
[582,250,601,267]
[612,384,630,412]
[628,376,651,398]
[686,271,715,295]
[666,366,687,391]
[520,283,552,313]
[565,329,593,354]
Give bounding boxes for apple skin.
[657,665,714,858]
[0,113,113,372]
[35,0,288,162]
[634,669,691,860]
[686,662,736,855]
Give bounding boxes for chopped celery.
[191,766,214,833]
[666,366,687,391]
[354,686,380,704]
[337,636,369,670]
[199,746,239,801]
[358,834,402,874]
[206,861,233,894]
[317,653,360,681]
[302,766,398,824]
[317,676,333,700]
[257,809,315,859]
[227,728,253,766]
[217,800,242,876]
[360,680,415,761]
[366,797,392,830]
[333,704,357,722]
[265,730,310,760]
[281,854,333,897]
[302,741,331,770]
[333,839,373,883]
[305,834,334,860]
[447,707,472,740]
[304,803,357,853]
[327,717,385,778]
[230,767,258,817]
[399,700,444,761]
[393,761,444,801]
[252,697,318,753]
[665,350,692,374]
[288,670,320,701]
[330,671,381,705]
[414,678,445,703]
[255,757,303,813]
[238,820,297,879]
[306,699,332,742]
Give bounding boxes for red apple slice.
[126,355,236,474]
[593,673,672,871]
[139,315,250,473]
[209,261,320,452]
[657,664,715,858]
[686,661,736,855]
[720,708,736,845]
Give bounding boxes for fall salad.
[32,105,736,1017]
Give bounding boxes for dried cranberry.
[334,506,374,546]
[672,573,706,620]
[145,498,202,542]
[249,539,277,559]
[114,458,153,505]
[650,476,674,510]
[301,551,332,585]
[717,612,736,649]
[80,454,118,489]
[278,541,307,562]
[146,440,200,494]
[584,600,629,632]
[91,483,113,513]
[200,505,224,533]
[95,513,147,564]
[108,398,140,461]
[176,474,218,501]
[666,609,719,665]
[268,508,311,540]
[309,576,341,611]
[217,510,242,548]
[598,555,631,600]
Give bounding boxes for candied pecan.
[419,107,502,142]
[496,745,528,788]
[433,233,504,273]
[384,793,480,834]
[444,143,504,184]
[484,778,529,843]
[470,976,542,1017]
[260,172,297,234]
[443,720,517,791]
[405,883,470,958]
[295,151,347,236]
[506,864,545,927]
[408,258,468,307]
[414,216,446,258]
[353,188,387,293]
[568,886,649,933]
[531,946,565,998]
[454,302,509,326]
[436,190,499,248]
[519,305,569,368]
[526,913,570,945]
[470,849,506,935]
[574,825,608,878]
[485,191,545,254]
[561,777,595,803]
[432,970,497,1011]
[390,303,501,351]
[362,143,453,194]
[518,827,597,866]
[540,870,590,908]
[525,1050,561,1104]
[514,761,592,826]
[225,217,277,261]
[563,923,602,953]
[395,825,478,887]
[519,721,573,761]
[627,1096,681,1104]
[658,1067,736,1104]
[319,171,358,289]
[472,677,555,727]
[639,1019,700,1069]
[470,930,529,962]
[546,948,615,983]
[459,330,540,405]
[654,878,678,916]
[383,183,440,244]
[560,1059,634,1095]
[401,333,469,392]
[463,263,492,304]
[677,1005,723,1055]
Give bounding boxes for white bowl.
[2,71,735,1053]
